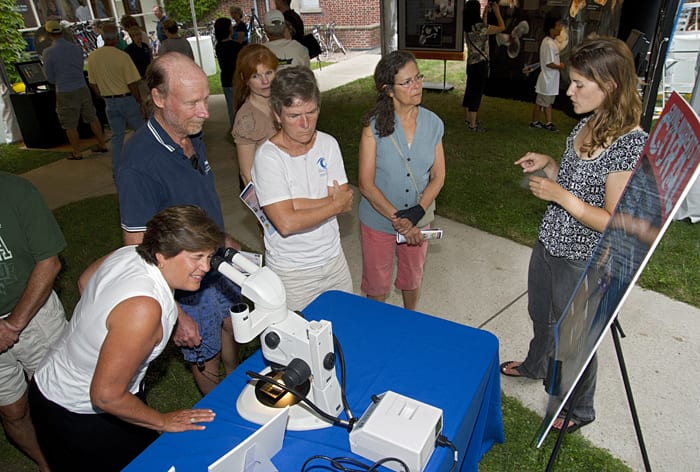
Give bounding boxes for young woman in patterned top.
[502,37,648,433]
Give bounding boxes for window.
[299,0,320,13]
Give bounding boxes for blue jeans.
[105,96,144,175]
[176,271,242,362]
[222,86,234,128]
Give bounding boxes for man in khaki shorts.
[43,20,107,160]
[0,172,68,471]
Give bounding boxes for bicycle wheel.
[333,34,347,55]
[323,27,333,59]
[318,37,330,61]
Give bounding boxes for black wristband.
[394,204,425,226]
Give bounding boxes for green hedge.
[1,0,28,84]
[164,0,220,25]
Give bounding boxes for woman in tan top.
[231,44,279,190]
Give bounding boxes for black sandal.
[553,411,594,433]
[500,360,525,377]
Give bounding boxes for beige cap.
[264,10,285,36]
[45,20,63,33]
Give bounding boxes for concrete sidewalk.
[22,51,699,471]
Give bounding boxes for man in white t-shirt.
[530,17,564,132]
[263,10,310,69]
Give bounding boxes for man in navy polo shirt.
[115,52,242,394]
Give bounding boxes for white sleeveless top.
[34,246,176,414]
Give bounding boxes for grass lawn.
[319,59,700,308]
[0,143,66,174]
[2,57,696,470]
[206,59,333,96]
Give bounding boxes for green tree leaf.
[0,0,29,84]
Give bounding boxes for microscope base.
[236,367,334,431]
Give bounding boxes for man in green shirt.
[0,172,67,471]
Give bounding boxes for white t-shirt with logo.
[252,131,347,270]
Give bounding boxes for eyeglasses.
[394,74,425,88]
[190,154,205,175]
[194,342,224,384]
[195,345,206,372]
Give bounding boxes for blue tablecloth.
[125,291,504,471]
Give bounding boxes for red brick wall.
[207,0,380,50]
[303,0,380,50]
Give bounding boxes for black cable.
[246,370,351,429]
[332,334,354,424]
[436,434,459,472]
[300,455,409,472]
[300,455,362,471]
[367,457,410,471]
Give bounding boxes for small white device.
[208,407,289,472]
[396,229,444,244]
[349,391,443,472]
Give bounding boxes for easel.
[407,50,466,92]
[546,319,652,472]
[423,60,454,91]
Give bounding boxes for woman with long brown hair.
[231,44,279,190]
[502,37,648,433]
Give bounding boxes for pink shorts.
[360,223,428,296]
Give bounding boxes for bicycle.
[69,21,99,58]
[322,21,347,60]
[311,24,328,59]
[179,21,210,39]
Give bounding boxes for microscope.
[212,249,343,430]
[214,250,445,470]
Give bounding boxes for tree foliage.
[163,0,220,25]
[0,0,28,84]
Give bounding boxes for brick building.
[210,0,381,50]
[15,0,380,51]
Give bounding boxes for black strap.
[466,32,489,62]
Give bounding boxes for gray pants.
[521,241,596,422]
